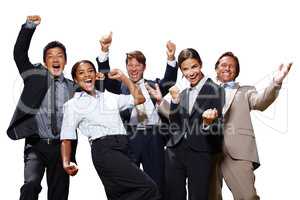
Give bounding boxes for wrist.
[101,47,109,53]
[168,55,175,61]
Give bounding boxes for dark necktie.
[51,79,58,135]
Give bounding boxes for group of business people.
[7,15,292,200]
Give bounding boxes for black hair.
[71,60,96,80]
[43,41,67,62]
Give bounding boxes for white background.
[0,0,299,199]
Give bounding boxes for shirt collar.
[221,81,237,89]
[135,78,145,86]
[75,90,102,99]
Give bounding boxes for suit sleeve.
[14,24,36,77]
[96,56,122,94]
[158,62,178,96]
[247,81,281,111]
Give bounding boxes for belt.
[89,134,127,146]
[27,138,61,145]
[127,125,158,131]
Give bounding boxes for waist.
[90,134,127,146]
[26,137,61,145]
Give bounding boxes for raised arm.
[158,41,179,96]
[96,32,122,94]
[248,63,292,111]
[108,69,145,105]
[14,15,41,76]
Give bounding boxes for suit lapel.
[223,84,239,115]
[189,79,211,118]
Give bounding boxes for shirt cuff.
[171,98,180,104]
[24,20,37,29]
[167,60,177,68]
[202,124,210,131]
[97,51,109,63]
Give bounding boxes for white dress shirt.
[60,90,134,142]
[187,76,208,114]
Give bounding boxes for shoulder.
[239,85,256,91]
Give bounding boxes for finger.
[278,64,283,71]
[287,62,293,71]
[155,83,160,90]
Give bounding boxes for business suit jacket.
[168,78,225,153]
[6,24,79,161]
[222,81,281,169]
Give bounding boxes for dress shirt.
[221,81,237,114]
[35,74,70,139]
[98,50,176,126]
[187,76,208,114]
[60,90,133,142]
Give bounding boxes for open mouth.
[84,79,92,84]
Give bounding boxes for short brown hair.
[126,50,146,66]
[215,52,240,79]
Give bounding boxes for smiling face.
[216,56,237,83]
[44,47,66,77]
[126,58,145,83]
[74,62,96,95]
[180,58,203,87]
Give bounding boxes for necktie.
[51,79,58,135]
[135,83,148,125]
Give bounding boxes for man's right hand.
[100,32,112,52]
[63,161,78,176]
[26,15,41,26]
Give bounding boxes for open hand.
[274,62,293,84]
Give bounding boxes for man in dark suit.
[96,33,178,199]
[165,48,224,200]
[7,15,76,200]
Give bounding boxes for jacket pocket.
[237,128,255,137]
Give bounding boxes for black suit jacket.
[168,78,225,153]
[7,24,78,161]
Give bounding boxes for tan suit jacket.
[223,81,281,169]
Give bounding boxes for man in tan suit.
[210,52,292,200]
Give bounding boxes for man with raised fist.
[7,15,76,200]
[96,33,178,199]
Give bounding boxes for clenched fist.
[202,108,218,125]
[169,86,180,103]
[100,32,112,52]
[166,40,176,61]
[108,68,125,81]
[26,15,41,25]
